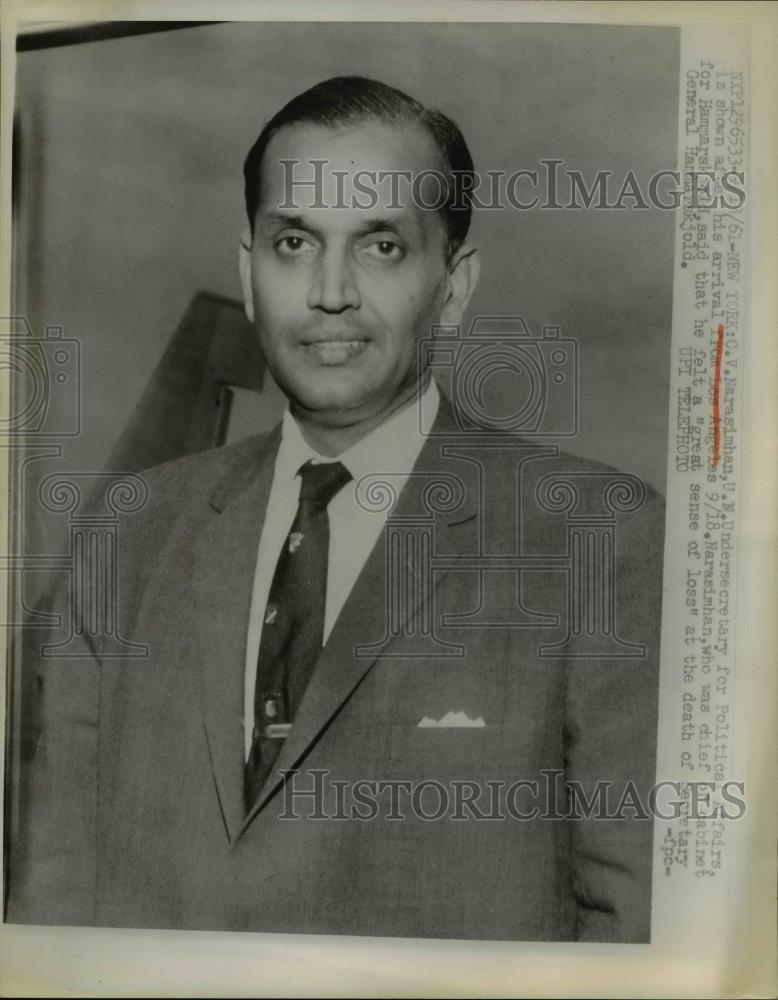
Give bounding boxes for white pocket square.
[417,710,485,729]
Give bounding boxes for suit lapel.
[240,396,478,833]
[193,426,281,843]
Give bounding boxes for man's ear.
[238,228,255,324]
[440,243,481,327]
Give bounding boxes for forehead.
[257,120,446,224]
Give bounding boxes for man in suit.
[8,76,664,941]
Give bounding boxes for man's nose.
[306,247,361,312]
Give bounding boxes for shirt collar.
[275,379,440,485]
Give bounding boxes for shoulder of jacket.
[512,439,665,508]
[138,432,273,490]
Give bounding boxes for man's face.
[240,121,468,426]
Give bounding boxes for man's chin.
[288,382,376,424]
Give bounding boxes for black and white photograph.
[0,7,775,998]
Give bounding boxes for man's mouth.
[300,333,371,364]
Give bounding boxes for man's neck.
[290,374,431,458]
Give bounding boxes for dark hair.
[243,75,474,258]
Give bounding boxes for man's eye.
[275,235,316,256]
[362,240,404,261]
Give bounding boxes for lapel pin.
[262,692,283,721]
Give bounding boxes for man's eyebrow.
[256,212,318,232]
[353,216,416,237]
[254,212,417,239]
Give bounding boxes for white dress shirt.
[243,379,440,758]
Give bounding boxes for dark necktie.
[244,459,352,812]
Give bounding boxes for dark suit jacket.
[7,393,664,941]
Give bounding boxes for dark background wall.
[13,20,679,526]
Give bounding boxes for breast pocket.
[388,723,519,784]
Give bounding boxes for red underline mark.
[712,323,725,467]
